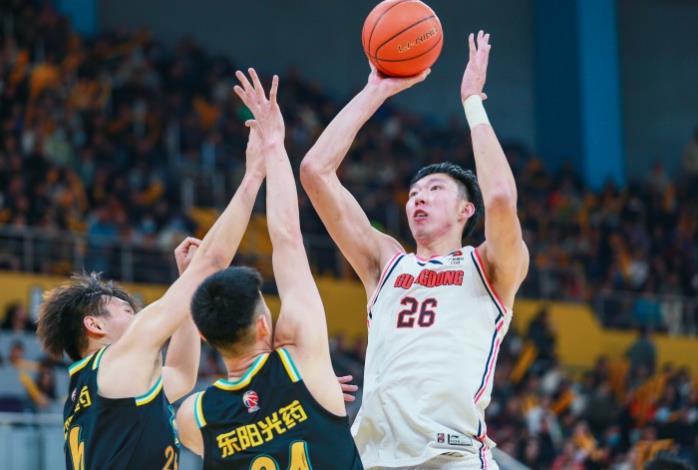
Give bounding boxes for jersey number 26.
[396,297,437,328]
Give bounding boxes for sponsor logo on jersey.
[434,433,473,448]
[394,269,464,289]
[447,434,473,447]
[243,390,260,413]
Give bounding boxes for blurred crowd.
[484,309,697,469]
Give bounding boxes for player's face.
[102,296,137,341]
[406,174,466,243]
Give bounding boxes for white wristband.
[463,95,490,129]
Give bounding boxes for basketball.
[362,0,443,77]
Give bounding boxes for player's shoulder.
[375,233,405,266]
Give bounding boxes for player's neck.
[415,235,462,259]
[222,344,273,381]
[80,338,110,360]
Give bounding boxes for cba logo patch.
[243,390,260,413]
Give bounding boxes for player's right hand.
[365,62,430,100]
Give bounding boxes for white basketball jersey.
[351,246,511,469]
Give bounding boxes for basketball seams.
[373,15,437,59]
[367,0,414,55]
[375,34,442,63]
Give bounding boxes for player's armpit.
[176,394,204,456]
[477,238,529,309]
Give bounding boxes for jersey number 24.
[250,440,312,469]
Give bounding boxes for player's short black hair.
[191,267,264,356]
[37,273,137,361]
[410,162,484,239]
[644,455,694,470]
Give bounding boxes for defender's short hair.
[410,162,484,239]
[191,267,263,356]
[37,273,137,361]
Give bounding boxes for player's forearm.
[163,314,200,400]
[301,86,384,175]
[265,142,302,245]
[190,170,264,269]
[469,121,518,210]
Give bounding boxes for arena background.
[1,0,697,468]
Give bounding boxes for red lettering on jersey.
[395,269,464,290]
[442,271,454,286]
[404,269,465,288]
[416,269,429,286]
[394,273,415,289]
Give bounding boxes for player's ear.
[83,315,107,338]
[459,201,476,222]
[256,313,271,340]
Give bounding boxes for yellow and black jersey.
[63,347,179,470]
[195,348,363,470]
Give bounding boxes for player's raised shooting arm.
[300,65,428,293]
[461,32,529,305]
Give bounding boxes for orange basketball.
[362,0,443,77]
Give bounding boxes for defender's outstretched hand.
[365,62,430,101]
[461,30,491,102]
[234,68,284,147]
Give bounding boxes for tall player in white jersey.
[300,32,529,469]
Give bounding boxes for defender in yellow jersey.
[176,69,363,469]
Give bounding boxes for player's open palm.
[460,30,491,102]
[234,68,284,146]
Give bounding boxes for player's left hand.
[174,237,201,275]
[337,375,359,402]
[460,30,491,102]
[234,68,284,148]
